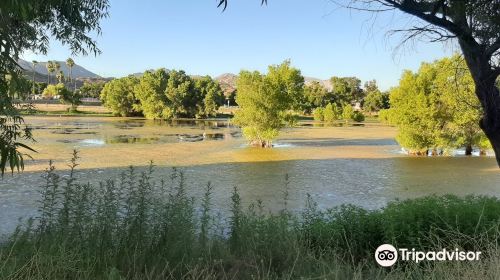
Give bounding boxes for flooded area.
[1,116,500,236]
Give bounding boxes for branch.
[486,38,500,58]
[218,0,267,11]
[381,0,478,47]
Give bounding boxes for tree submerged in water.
[383,55,491,156]
[233,60,304,147]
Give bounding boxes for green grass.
[1,152,499,279]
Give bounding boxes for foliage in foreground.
[0,155,499,279]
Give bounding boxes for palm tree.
[31,60,38,98]
[56,71,65,84]
[66,58,75,91]
[46,61,54,84]
[54,61,61,79]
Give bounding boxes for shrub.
[352,111,365,122]
[312,107,324,121]
[342,104,354,122]
[323,103,341,123]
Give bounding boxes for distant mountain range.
[19,59,333,92]
[18,59,100,79]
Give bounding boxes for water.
[0,116,499,237]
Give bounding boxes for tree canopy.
[100,76,140,117]
[385,55,488,155]
[233,60,304,147]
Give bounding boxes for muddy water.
[0,116,499,237]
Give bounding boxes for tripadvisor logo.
[374,244,482,267]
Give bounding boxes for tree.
[100,76,140,117]
[134,69,170,119]
[56,70,65,84]
[330,77,353,106]
[341,104,355,123]
[80,81,106,98]
[436,55,489,155]
[46,61,55,84]
[66,58,76,91]
[42,83,65,100]
[336,1,500,163]
[313,107,324,121]
[233,60,304,147]
[303,81,329,112]
[343,77,363,102]
[323,103,341,123]
[218,1,500,165]
[165,70,198,118]
[386,55,488,156]
[363,80,385,113]
[194,76,225,117]
[59,85,82,112]
[31,60,38,98]
[0,0,109,174]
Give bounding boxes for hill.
[18,59,101,79]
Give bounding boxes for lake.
[1,116,499,236]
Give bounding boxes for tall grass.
[1,152,499,279]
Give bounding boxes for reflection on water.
[1,157,498,237]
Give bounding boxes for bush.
[352,111,365,122]
[323,103,341,123]
[342,104,354,122]
[312,107,324,121]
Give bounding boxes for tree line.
[100,69,225,118]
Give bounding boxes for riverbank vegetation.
[1,155,499,279]
[381,55,491,156]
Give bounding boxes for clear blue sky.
[22,0,456,90]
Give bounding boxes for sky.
[22,0,457,91]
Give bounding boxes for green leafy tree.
[352,111,365,122]
[42,83,65,99]
[343,76,363,102]
[233,61,304,147]
[363,80,386,113]
[386,67,444,155]
[436,55,490,155]
[6,75,31,100]
[195,76,225,117]
[0,0,109,174]
[59,85,82,112]
[386,55,487,155]
[80,81,106,98]
[329,77,352,106]
[323,103,341,123]
[313,107,324,121]
[303,81,329,112]
[341,104,354,123]
[165,70,198,118]
[134,69,170,119]
[100,76,140,117]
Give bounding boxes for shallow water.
[0,116,499,237]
